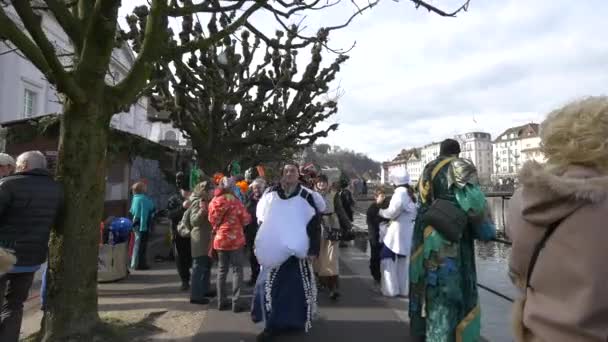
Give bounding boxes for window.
[23,89,37,117]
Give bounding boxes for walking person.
[179,181,216,305]
[245,178,266,286]
[337,177,355,248]
[314,176,349,300]
[0,151,63,342]
[379,172,417,297]
[366,186,391,291]
[168,184,192,290]
[130,182,155,270]
[208,177,251,312]
[251,162,325,342]
[507,97,608,342]
[409,139,482,342]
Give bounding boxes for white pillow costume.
[255,186,326,268]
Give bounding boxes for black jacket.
[0,169,63,266]
[366,196,391,247]
[244,193,259,245]
[339,189,355,222]
[167,192,186,231]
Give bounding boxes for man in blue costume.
[251,162,325,342]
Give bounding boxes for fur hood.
[516,161,608,226]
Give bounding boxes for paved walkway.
[193,247,412,342]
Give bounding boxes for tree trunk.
[41,100,110,341]
[193,142,230,176]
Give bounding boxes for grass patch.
[21,314,163,342]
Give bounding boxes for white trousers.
[380,256,409,297]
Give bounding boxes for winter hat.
[390,170,410,186]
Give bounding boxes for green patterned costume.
[409,156,481,342]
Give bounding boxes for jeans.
[0,272,35,342]
[217,248,244,308]
[131,230,149,269]
[173,235,192,283]
[190,256,212,301]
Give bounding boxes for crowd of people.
[157,161,357,341]
[0,97,607,342]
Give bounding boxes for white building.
[492,123,541,183]
[406,149,422,184]
[420,142,441,166]
[454,132,493,185]
[381,148,421,185]
[0,5,182,145]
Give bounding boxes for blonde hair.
[192,181,212,200]
[541,96,608,172]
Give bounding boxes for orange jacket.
[208,193,251,251]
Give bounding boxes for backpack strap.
[300,188,319,214]
[525,213,576,289]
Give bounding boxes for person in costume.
[251,162,325,342]
[409,139,483,342]
[379,171,417,297]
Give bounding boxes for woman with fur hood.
[507,97,608,342]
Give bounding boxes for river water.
[353,197,515,341]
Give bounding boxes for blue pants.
[41,265,47,309]
[130,231,149,269]
[190,256,212,301]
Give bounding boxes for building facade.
[492,123,541,184]
[406,150,422,184]
[454,132,493,185]
[420,142,441,166]
[0,5,182,145]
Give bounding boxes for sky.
[119,0,608,162]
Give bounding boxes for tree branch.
[167,0,247,16]
[44,0,83,50]
[408,0,471,17]
[170,1,263,56]
[113,0,168,106]
[0,7,52,75]
[10,0,86,102]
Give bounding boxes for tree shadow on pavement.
[189,319,410,342]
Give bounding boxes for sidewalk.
[20,220,201,341]
[21,229,414,341]
[193,246,412,342]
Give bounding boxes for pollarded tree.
[146,0,472,173]
[149,24,347,173]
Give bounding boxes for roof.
[494,123,539,143]
[391,148,419,163]
[1,114,176,153]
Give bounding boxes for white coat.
[379,186,417,256]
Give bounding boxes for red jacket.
[208,192,251,251]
